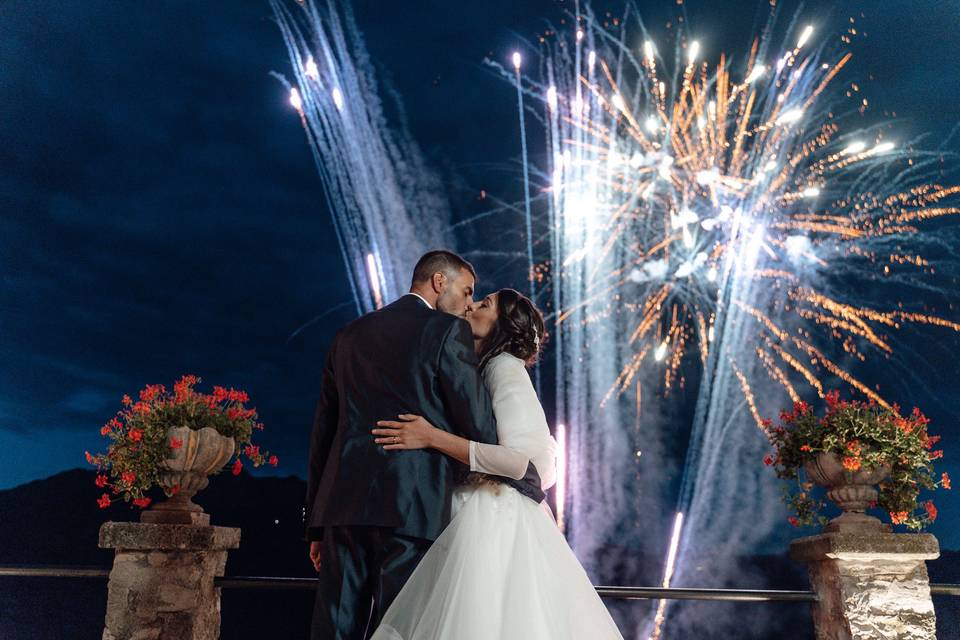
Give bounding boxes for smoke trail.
[271,0,453,314]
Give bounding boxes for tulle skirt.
[371,482,624,640]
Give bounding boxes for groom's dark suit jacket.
[304,294,501,542]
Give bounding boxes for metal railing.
[3,565,958,602]
[214,575,820,601]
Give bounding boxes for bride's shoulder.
[483,352,529,383]
[486,351,525,368]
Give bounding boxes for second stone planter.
[803,451,891,533]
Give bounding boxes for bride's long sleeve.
[471,354,558,490]
[469,441,530,480]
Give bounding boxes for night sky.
[2,1,959,544]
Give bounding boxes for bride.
[369,288,624,640]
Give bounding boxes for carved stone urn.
[140,426,235,526]
[803,451,892,533]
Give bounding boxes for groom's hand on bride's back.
[309,541,323,572]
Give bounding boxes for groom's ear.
[430,271,446,293]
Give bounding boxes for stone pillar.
[99,522,241,640]
[790,532,939,640]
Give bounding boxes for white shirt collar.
[405,292,434,310]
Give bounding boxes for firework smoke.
[272,0,453,314]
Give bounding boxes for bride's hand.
[373,414,437,450]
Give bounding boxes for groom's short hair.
[411,250,477,287]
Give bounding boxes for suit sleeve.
[436,319,498,445]
[303,337,339,541]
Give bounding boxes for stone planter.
[804,451,891,533]
[141,426,235,526]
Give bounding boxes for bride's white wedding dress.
[372,352,624,640]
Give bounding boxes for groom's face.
[436,267,476,318]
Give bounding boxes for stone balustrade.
[99,522,241,640]
[791,532,939,639]
[96,520,942,639]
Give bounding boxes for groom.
[305,250,513,640]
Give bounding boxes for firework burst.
[489,7,960,631]
[534,11,960,422]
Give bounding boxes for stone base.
[822,510,892,534]
[99,522,241,640]
[140,510,211,526]
[790,532,939,640]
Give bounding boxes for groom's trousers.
[311,526,431,640]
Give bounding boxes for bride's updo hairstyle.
[478,288,547,370]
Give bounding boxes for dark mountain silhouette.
[0,469,956,639]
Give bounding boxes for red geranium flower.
[121,394,133,406]
[925,501,937,522]
[170,437,183,450]
[133,498,152,508]
[763,454,773,466]
[788,517,799,527]
[824,390,840,409]
[269,455,279,467]
[121,471,136,485]
[95,474,109,488]
[97,494,111,509]
[128,429,143,443]
[942,473,951,490]
[890,511,908,525]
[842,456,862,472]
[139,384,165,403]
[231,459,243,476]
[173,375,199,402]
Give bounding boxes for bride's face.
[465,293,498,342]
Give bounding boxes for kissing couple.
[304,250,624,639]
